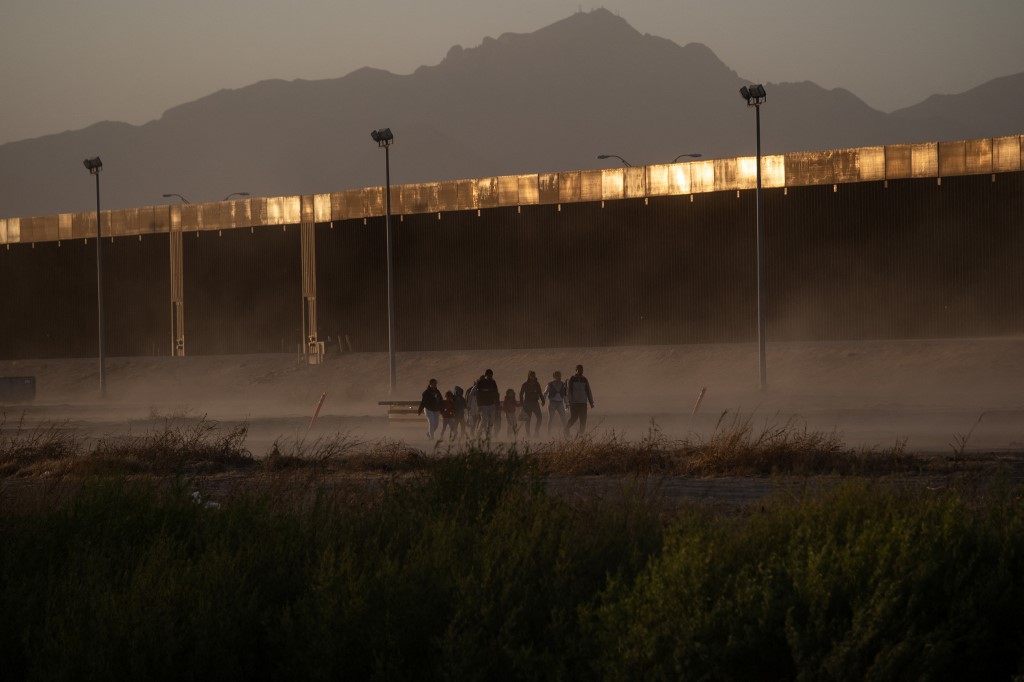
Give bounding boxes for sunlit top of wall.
[2,135,1021,245]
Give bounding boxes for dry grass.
[0,413,82,477]
[0,411,971,481]
[264,433,426,474]
[528,412,925,477]
[0,413,253,478]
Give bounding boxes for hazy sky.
[2,0,1022,146]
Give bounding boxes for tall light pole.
[740,83,768,389]
[83,157,106,398]
[371,127,397,395]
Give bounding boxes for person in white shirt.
[544,370,568,435]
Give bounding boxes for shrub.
[592,481,1024,681]
[0,452,663,681]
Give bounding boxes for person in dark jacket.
[439,391,458,441]
[475,369,500,438]
[453,385,468,437]
[565,364,594,436]
[418,378,443,440]
[465,379,481,435]
[519,370,545,437]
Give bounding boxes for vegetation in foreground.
[3,412,1022,679]
[2,445,1024,680]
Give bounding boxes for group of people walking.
[417,365,595,441]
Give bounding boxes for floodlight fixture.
[223,192,250,200]
[740,83,767,106]
[672,153,703,162]
[162,193,191,204]
[597,154,632,167]
[83,156,103,174]
[371,128,394,147]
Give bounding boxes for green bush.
[0,452,662,681]
[592,482,1024,681]
[3,460,1024,681]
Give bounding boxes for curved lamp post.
[740,83,768,389]
[83,157,106,398]
[597,154,632,167]
[371,127,397,395]
[162,193,249,203]
[599,153,703,166]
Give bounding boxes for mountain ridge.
[1,8,1020,219]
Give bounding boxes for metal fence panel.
[992,135,1022,173]
[182,225,301,355]
[558,171,581,204]
[517,174,539,205]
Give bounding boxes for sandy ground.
[2,337,1022,457]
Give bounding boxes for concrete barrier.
[0,376,35,403]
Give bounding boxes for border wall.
[1,137,1022,360]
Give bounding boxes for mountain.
[1,9,1021,219]
[890,72,1024,140]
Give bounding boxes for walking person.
[565,364,594,437]
[417,378,444,440]
[453,385,468,438]
[439,391,458,441]
[519,370,545,437]
[502,388,520,438]
[465,379,480,435]
[545,370,568,435]
[475,369,500,438]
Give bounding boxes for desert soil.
[2,337,1022,509]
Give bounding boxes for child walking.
[453,386,468,438]
[501,388,520,437]
[439,391,458,441]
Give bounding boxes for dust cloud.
[2,337,1022,456]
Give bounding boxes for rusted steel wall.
[0,240,95,359]
[765,173,1024,341]
[312,171,1023,353]
[0,235,169,359]
[315,219,389,353]
[1,169,1021,359]
[181,225,302,355]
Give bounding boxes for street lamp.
[223,192,250,201]
[371,127,397,395]
[83,157,106,398]
[599,153,703,166]
[162,193,191,204]
[740,83,768,389]
[597,154,632,167]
